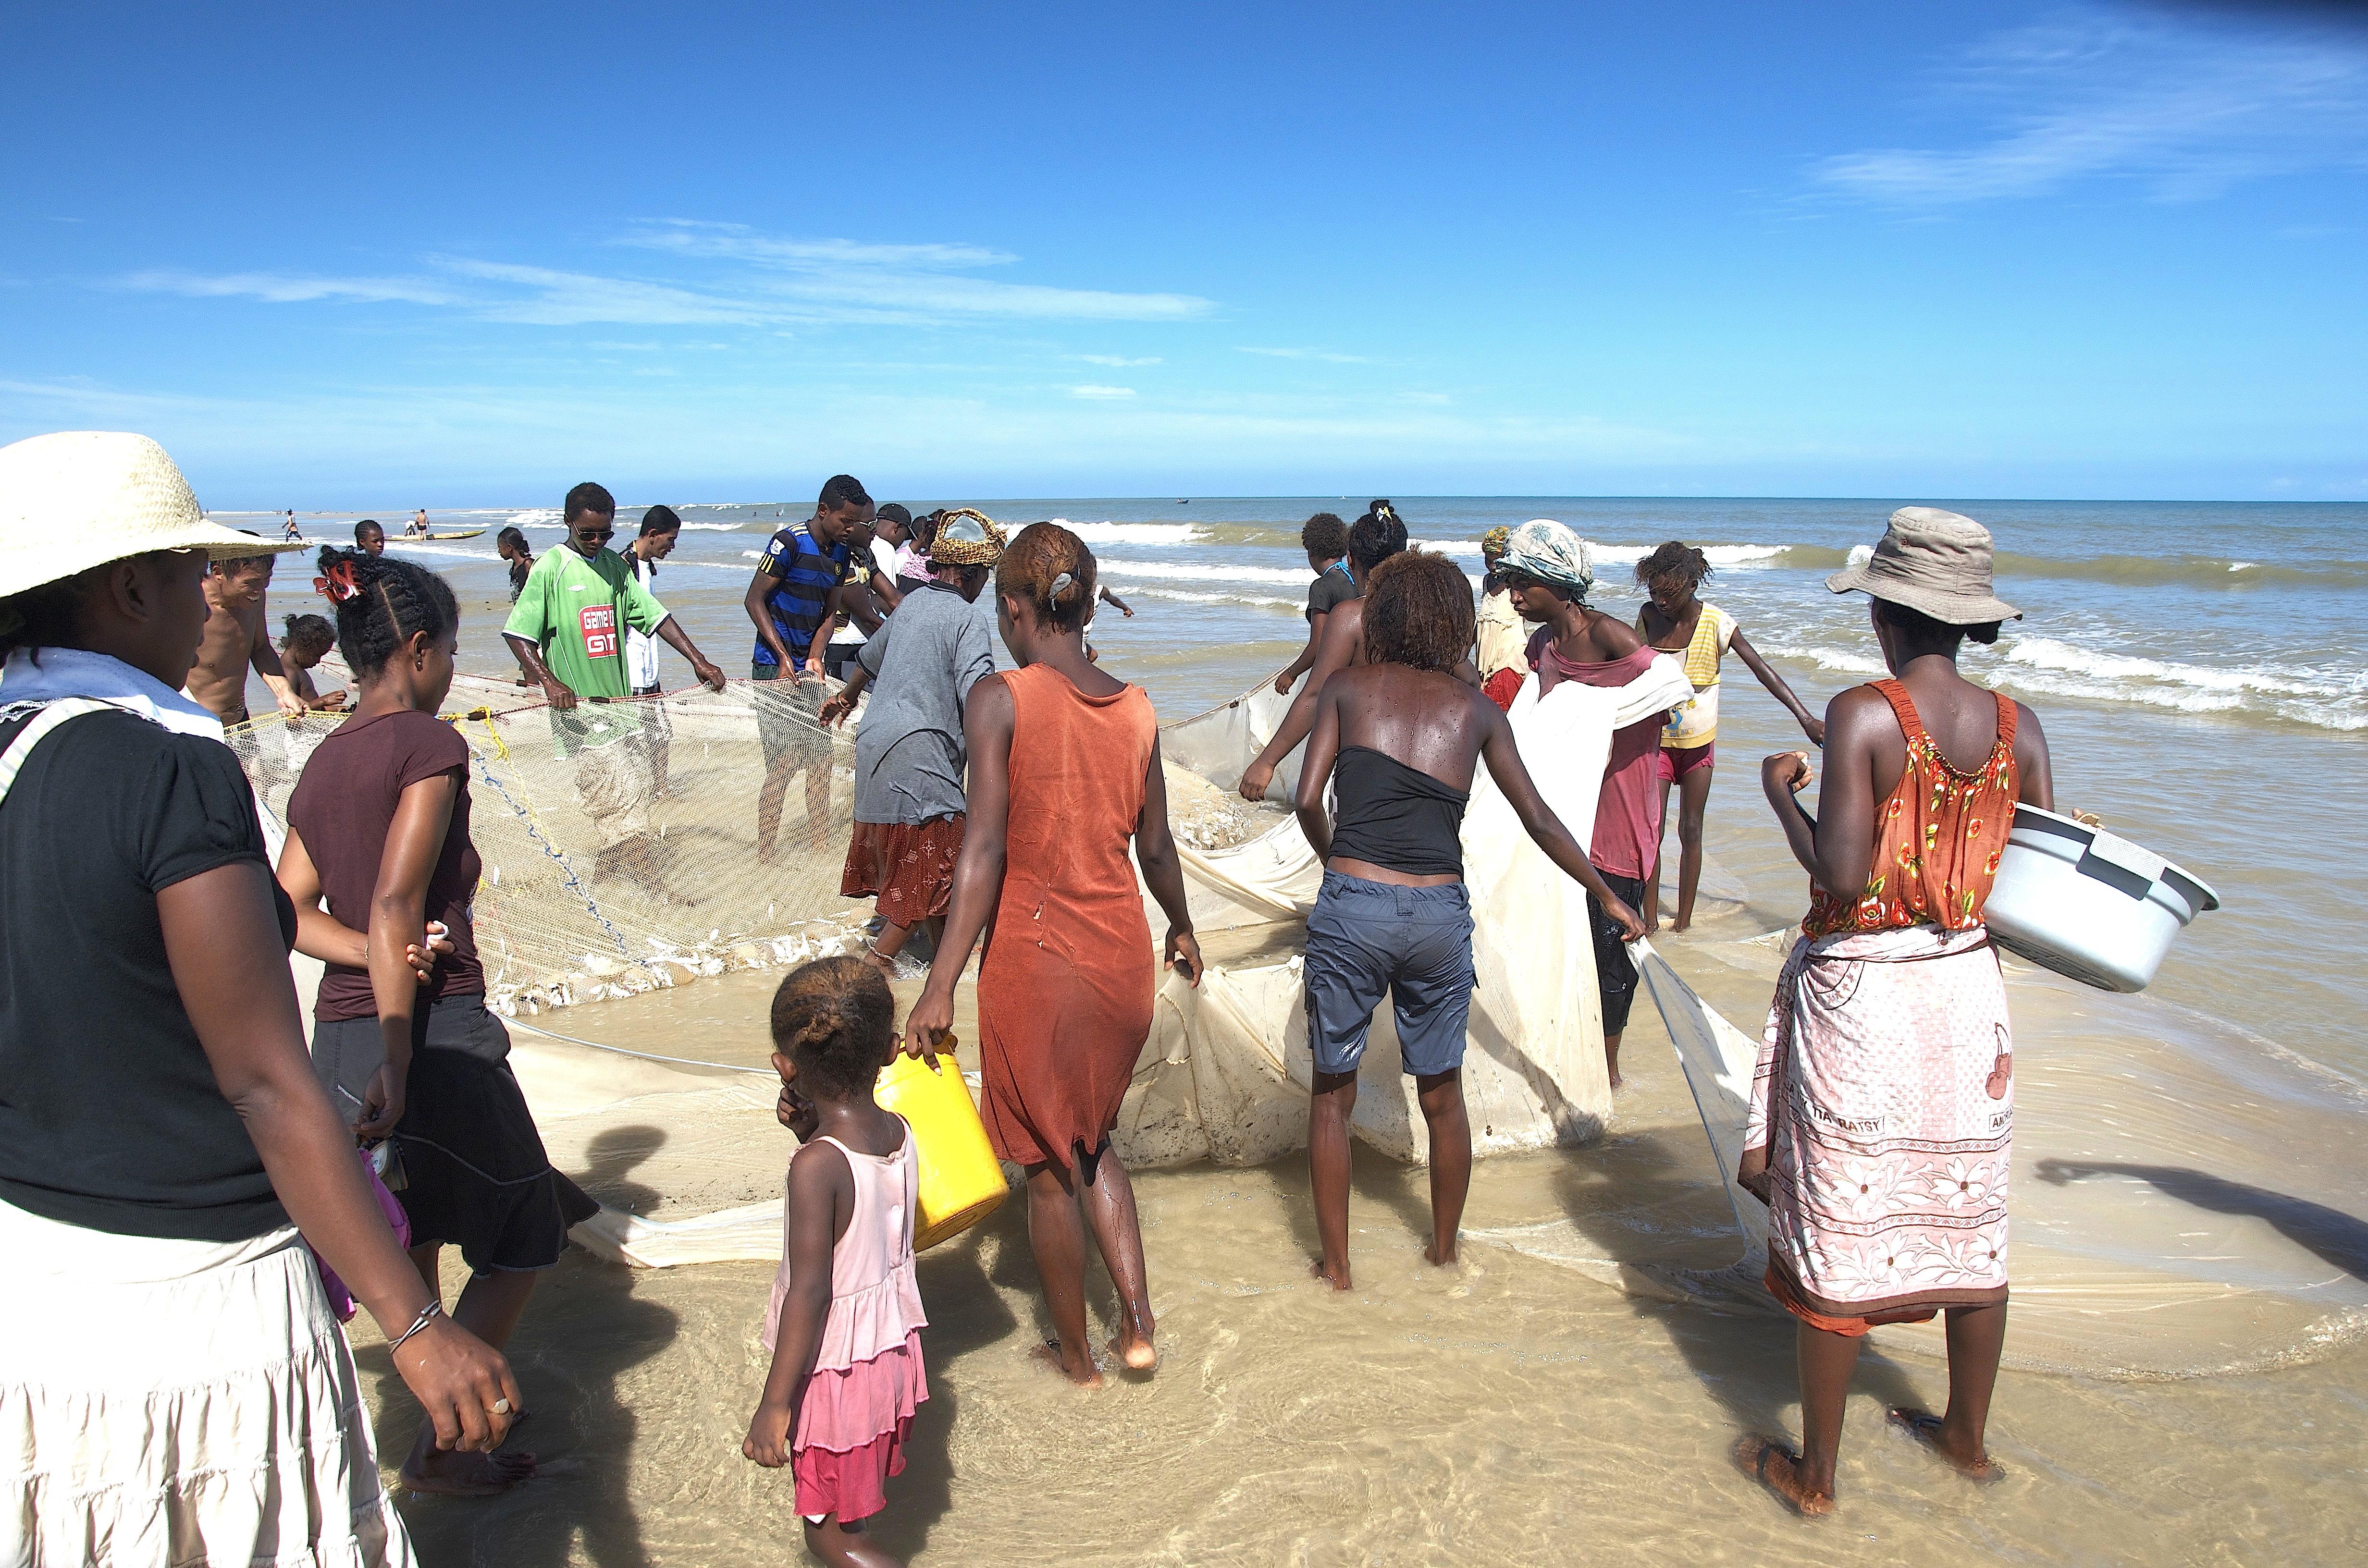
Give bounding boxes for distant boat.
[1176,499,1190,505]
[423,528,486,541]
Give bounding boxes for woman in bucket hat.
[0,432,519,1564]
[1736,506,2057,1516]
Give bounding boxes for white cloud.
[1237,346,1372,364]
[118,227,1214,328]
[1069,384,1137,399]
[1814,9,2368,206]
[1078,354,1162,367]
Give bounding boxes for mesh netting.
[226,665,874,1015]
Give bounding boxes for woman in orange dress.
[1735,508,2056,1517]
[905,523,1202,1388]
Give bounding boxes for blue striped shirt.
[752,522,852,667]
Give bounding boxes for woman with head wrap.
[1475,525,1525,710]
[821,509,1009,976]
[1496,519,1663,1089]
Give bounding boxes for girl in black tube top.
[1292,552,1647,1290]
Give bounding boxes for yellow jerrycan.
[874,1036,1009,1250]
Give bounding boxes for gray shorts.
[1303,869,1475,1079]
[751,662,829,772]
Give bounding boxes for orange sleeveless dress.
[1743,679,2023,1334]
[974,664,1158,1172]
[1802,680,2019,938]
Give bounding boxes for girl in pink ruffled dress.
[743,956,929,1567]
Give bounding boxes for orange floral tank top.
[1802,679,2019,938]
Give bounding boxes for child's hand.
[772,1051,819,1140]
[742,1399,794,1468]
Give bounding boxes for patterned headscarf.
[926,508,1007,568]
[1480,525,1511,564]
[1495,518,1594,597]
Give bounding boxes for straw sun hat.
[1826,506,2021,625]
[0,430,308,600]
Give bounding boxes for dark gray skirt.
[311,993,597,1273]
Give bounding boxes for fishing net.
[227,664,876,1015]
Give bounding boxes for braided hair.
[996,521,1096,631]
[311,546,458,679]
[1635,540,1711,590]
[769,956,897,1099]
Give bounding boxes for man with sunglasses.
[505,481,725,894]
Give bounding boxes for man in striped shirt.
[743,474,876,862]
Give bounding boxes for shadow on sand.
[2035,1159,2368,1282]
[367,1125,682,1567]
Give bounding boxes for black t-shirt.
[1307,565,1359,624]
[0,708,295,1240]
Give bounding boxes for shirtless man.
[1238,502,1411,802]
[406,509,431,537]
[184,551,307,725]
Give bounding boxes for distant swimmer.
[184,540,308,725]
[1274,512,1352,696]
[1238,501,1412,802]
[1736,507,2051,1518]
[1292,552,1645,1290]
[1498,519,1659,1089]
[904,522,1201,1388]
[1633,541,1826,932]
[354,518,385,556]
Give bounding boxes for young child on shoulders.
[744,956,929,1568]
[278,612,348,711]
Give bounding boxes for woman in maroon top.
[1497,518,1662,1089]
[279,549,594,1496]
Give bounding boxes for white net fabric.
[229,665,875,1015]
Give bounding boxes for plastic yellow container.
[874,1037,1009,1251]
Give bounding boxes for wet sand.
[351,930,2368,1565]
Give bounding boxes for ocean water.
[234,493,2368,1078]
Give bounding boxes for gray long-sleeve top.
[851,582,995,824]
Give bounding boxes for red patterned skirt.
[840,815,966,929]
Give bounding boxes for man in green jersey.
[505,481,726,895]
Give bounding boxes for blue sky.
[3,1,2363,504]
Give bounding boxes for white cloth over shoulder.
[0,1196,414,1567]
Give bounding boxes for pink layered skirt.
[791,1327,927,1522]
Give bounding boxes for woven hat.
[927,508,1006,568]
[0,431,308,599]
[1826,507,2020,625]
[1496,518,1594,596]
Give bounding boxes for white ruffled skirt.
[0,1197,413,1568]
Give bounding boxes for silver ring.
[491,1398,511,1416]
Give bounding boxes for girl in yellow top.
[1634,542,1826,931]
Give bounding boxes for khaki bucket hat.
[1826,506,2021,625]
[0,430,308,600]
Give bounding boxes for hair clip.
[1049,571,1074,601]
[313,559,362,604]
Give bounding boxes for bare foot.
[1887,1409,2006,1482]
[1608,1072,1625,1091]
[400,1446,537,1496]
[1423,1239,1458,1267]
[1029,1339,1103,1388]
[1310,1258,1353,1291]
[755,840,777,868]
[1734,1435,1834,1518]
[1670,917,1691,934]
[1108,1330,1158,1374]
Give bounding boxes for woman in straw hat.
[1735,507,2055,1517]
[904,522,1202,1388]
[822,508,1009,977]
[0,432,519,1564]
